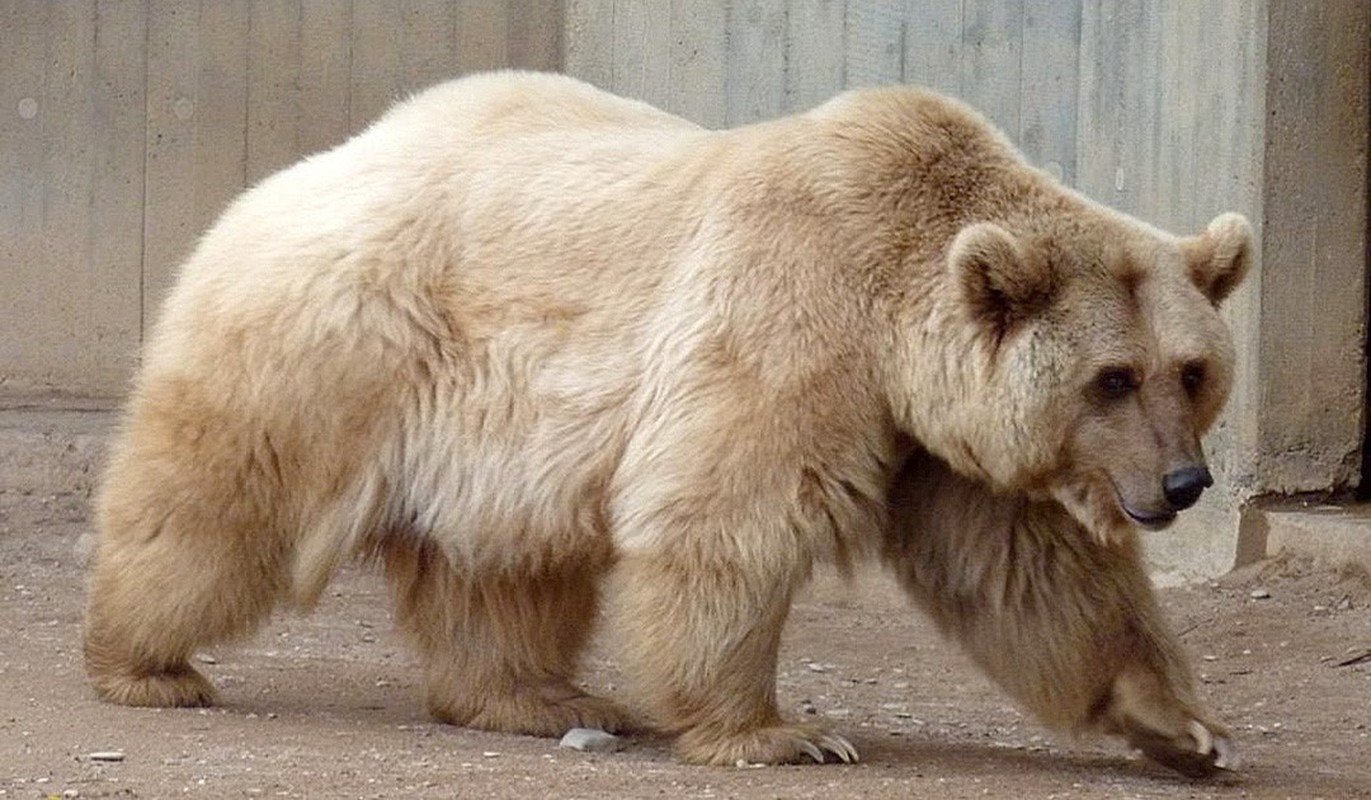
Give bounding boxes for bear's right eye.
[1095,367,1138,401]
[1181,361,1206,396]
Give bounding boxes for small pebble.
[1250,588,1271,599]
[88,751,125,762]
[559,728,623,754]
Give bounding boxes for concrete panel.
[1076,0,1162,217]
[1256,0,1369,495]
[668,0,726,127]
[845,0,904,89]
[957,0,1022,139]
[2,0,565,396]
[39,2,99,381]
[1018,0,1078,183]
[725,0,787,125]
[785,0,845,112]
[563,0,614,88]
[349,2,407,128]
[0,1,145,395]
[86,0,150,393]
[405,0,460,84]
[143,0,252,321]
[0,3,50,397]
[900,0,961,96]
[191,0,250,237]
[298,0,353,154]
[609,0,672,108]
[508,0,564,72]
[247,0,303,184]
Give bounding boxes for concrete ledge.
[1240,505,1371,573]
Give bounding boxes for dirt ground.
[2,418,1370,799]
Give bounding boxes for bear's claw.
[820,733,860,764]
[1211,729,1239,771]
[677,723,860,766]
[1126,717,1237,778]
[798,733,859,764]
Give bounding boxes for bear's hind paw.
[91,663,216,708]
[430,685,636,738]
[676,723,858,766]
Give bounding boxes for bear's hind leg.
[882,451,1233,777]
[378,536,632,736]
[84,452,289,707]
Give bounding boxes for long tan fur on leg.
[882,450,1233,777]
[84,402,292,707]
[375,535,631,736]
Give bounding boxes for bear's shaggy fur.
[84,72,1250,773]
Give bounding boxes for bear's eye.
[1181,361,1206,396]
[1095,367,1138,401]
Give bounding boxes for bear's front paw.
[1125,717,1237,778]
[676,722,858,766]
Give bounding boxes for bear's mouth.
[1120,501,1177,531]
[1108,479,1179,531]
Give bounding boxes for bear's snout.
[1162,466,1212,511]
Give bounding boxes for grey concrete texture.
[0,398,116,500]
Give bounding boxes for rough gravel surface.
[2,412,1369,799]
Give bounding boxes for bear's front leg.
[614,546,858,765]
[883,450,1234,777]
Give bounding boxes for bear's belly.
[383,393,629,574]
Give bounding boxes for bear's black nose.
[1163,466,1212,510]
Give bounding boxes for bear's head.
[922,208,1253,541]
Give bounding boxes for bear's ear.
[949,222,1055,332]
[1180,212,1253,305]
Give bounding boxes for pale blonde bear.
[84,71,1251,775]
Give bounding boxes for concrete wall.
[1251,1,1368,496]
[2,1,1368,577]
[1,0,562,396]
[566,0,1085,182]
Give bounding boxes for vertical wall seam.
[137,1,151,346]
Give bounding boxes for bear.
[83,71,1251,774]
